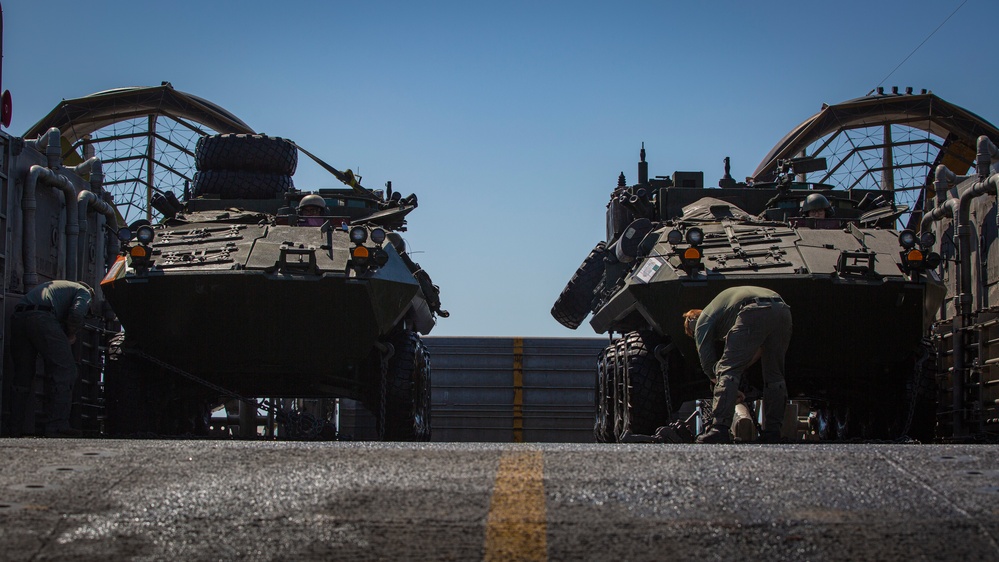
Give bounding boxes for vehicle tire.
[625,331,672,436]
[610,331,670,440]
[551,242,606,329]
[192,170,293,200]
[195,133,298,175]
[381,331,432,441]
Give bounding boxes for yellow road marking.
[484,450,547,562]
[513,337,524,443]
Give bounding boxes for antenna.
[875,0,967,88]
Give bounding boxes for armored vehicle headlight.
[683,247,701,261]
[117,228,133,243]
[686,227,704,246]
[130,246,149,259]
[352,246,370,260]
[898,229,917,249]
[667,229,683,245]
[370,228,386,245]
[136,225,155,245]
[372,248,389,266]
[919,231,936,248]
[350,226,368,244]
[906,249,924,263]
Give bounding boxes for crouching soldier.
[683,286,792,444]
[10,280,94,437]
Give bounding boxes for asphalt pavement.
[1,439,997,561]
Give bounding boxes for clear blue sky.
[4,0,997,337]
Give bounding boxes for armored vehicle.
[101,134,447,440]
[553,147,946,442]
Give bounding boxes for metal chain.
[415,340,427,440]
[283,409,321,440]
[611,338,621,439]
[596,347,608,442]
[620,336,631,438]
[126,349,251,404]
[377,342,394,440]
[898,339,932,442]
[124,348,308,435]
[653,343,674,418]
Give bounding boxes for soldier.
[683,286,792,444]
[801,193,832,219]
[9,280,94,437]
[297,194,328,226]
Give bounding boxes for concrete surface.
[1,439,997,561]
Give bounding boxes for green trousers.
[709,301,792,432]
[10,310,78,435]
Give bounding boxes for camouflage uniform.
[10,280,92,436]
[694,286,791,436]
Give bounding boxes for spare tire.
[551,241,606,329]
[192,170,293,200]
[195,134,298,176]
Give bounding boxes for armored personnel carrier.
[553,147,946,442]
[101,134,447,441]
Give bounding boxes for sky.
[4,0,998,338]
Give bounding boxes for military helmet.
[298,194,327,210]
[801,193,832,213]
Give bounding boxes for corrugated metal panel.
[426,336,607,443]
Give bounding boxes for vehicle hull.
[103,271,418,397]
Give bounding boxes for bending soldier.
[683,286,792,444]
[10,280,94,437]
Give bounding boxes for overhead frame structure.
[24,82,255,225]
[752,88,999,230]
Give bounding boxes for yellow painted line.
[484,450,547,562]
[513,337,524,443]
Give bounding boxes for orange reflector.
[907,249,924,262]
[352,246,370,259]
[101,255,127,285]
[130,246,148,258]
[683,248,701,260]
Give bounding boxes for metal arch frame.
[753,91,999,182]
[751,91,999,229]
[23,82,255,224]
[24,82,254,142]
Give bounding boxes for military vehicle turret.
[101,134,447,440]
[553,147,946,443]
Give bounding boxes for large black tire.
[610,331,671,440]
[552,242,607,329]
[382,331,432,441]
[192,170,293,200]
[195,134,298,175]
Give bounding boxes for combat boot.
[695,425,732,444]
